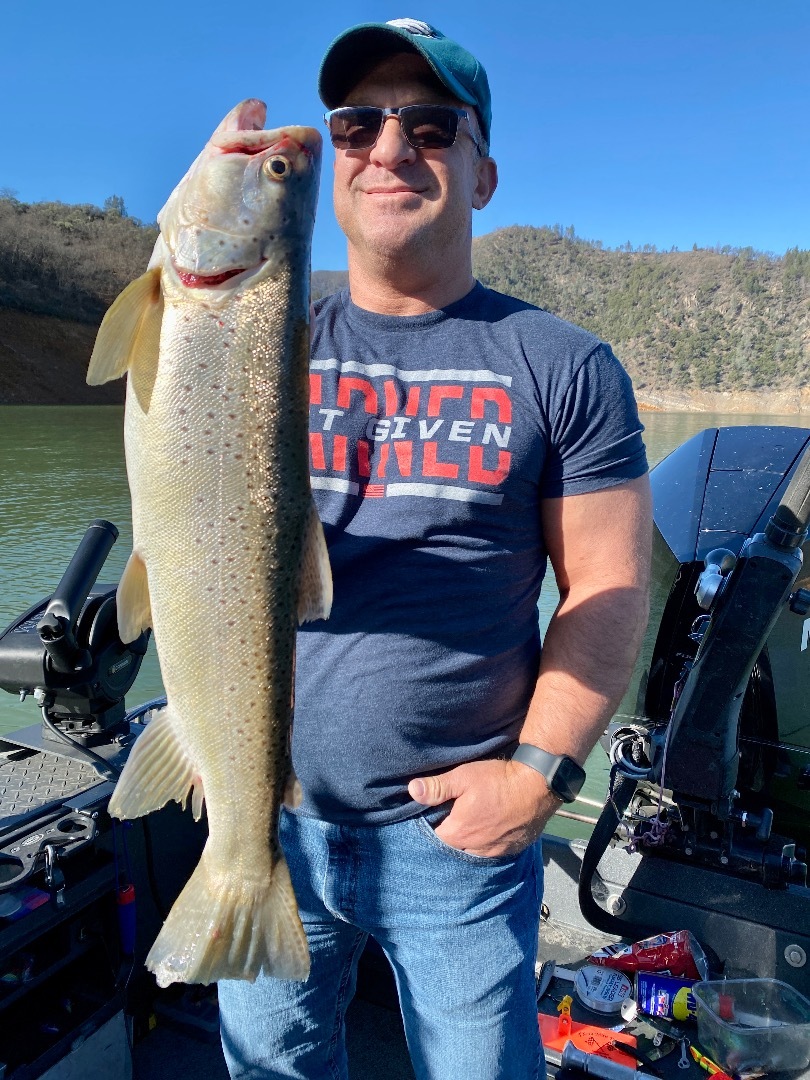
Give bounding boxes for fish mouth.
[173,263,262,289]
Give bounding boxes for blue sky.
[2,1,807,270]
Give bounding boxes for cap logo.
[386,18,440,38]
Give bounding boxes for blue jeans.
[218,806,544,1080]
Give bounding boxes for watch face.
[554,757,586,803]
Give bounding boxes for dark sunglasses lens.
[402,106,459,148]
[329,108,382,149]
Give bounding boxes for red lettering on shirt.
[393,441,413,476]
[337,376,378,414]
[423,442,459,479]
[332,434,347,472]
[428,385,464,417]
[376,442,390,478]
[405,387,421,416]
[357,438,372,477]
[469,447,511,485]
[384,380,399,416]
[471,387,511,423]
[309,433,325,471]
[309,373,322,406]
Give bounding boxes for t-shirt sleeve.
[540,343,648,498]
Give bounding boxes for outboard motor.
[581,427,810,934]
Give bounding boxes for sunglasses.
[324,105,479,152]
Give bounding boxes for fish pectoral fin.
[117,551,153,643]
[283,771,303,809]
[108,705,199,819]
[297,500,333,623]
[87,267,163,387]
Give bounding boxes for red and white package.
[587,930,709,981]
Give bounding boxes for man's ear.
[472,157,498,211]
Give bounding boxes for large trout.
[87,100,330,986]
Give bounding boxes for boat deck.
[133,997,415,1080]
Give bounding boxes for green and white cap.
[319,19,492,147]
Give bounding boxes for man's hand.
[408,758,562,858]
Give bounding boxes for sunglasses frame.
[324,104,481,154]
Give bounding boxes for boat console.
[0,523,202,1078]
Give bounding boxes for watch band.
[510,743,585,803]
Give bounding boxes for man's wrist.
[510,744,586,804]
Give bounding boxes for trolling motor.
[0,520,149,749]
[580,427,810,936]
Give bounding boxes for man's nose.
[369,115,417,168]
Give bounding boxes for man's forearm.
[519,580,650,765]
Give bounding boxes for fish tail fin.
[147,848,309,987]
[108,705,205,821]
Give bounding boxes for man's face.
[331,52,495,268]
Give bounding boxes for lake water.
[1,407,808,837]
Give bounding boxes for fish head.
[156,100,321,296]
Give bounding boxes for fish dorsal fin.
[297,500,333,624]
[87,267,163,398]
[117,550,153,643]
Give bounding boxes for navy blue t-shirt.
[294,283,647,824]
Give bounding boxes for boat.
[0,424,808,1079]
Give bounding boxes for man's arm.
[408,474,652,857]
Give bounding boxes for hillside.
[472,226,810,399]
[0,195,807,408]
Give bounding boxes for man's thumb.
[408,769,464,805]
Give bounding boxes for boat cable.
[39,700,122,781]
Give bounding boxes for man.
[219,18,651,1080]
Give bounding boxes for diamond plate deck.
[0,744,99,821]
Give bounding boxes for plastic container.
[693,978,810,1075]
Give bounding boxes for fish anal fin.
[108,706,197,820]
[87,267,163,403]
[147,850,309,987]
[117,551,152,643]
[297,501,332,624]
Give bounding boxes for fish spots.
[207,412,216,419]
[198,362,208,370]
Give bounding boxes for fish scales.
[87,102,329,987]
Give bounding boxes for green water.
[1,407,808,836]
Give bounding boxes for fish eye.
[263,155,292,181]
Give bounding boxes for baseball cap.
[318,18,492,148]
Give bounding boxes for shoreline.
[637,388,810,414]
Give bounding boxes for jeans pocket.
[412,809,522,867]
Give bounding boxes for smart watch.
[510,744,586,804]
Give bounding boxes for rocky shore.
[637,387,810,414]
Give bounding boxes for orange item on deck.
[538,1013,638,1062]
